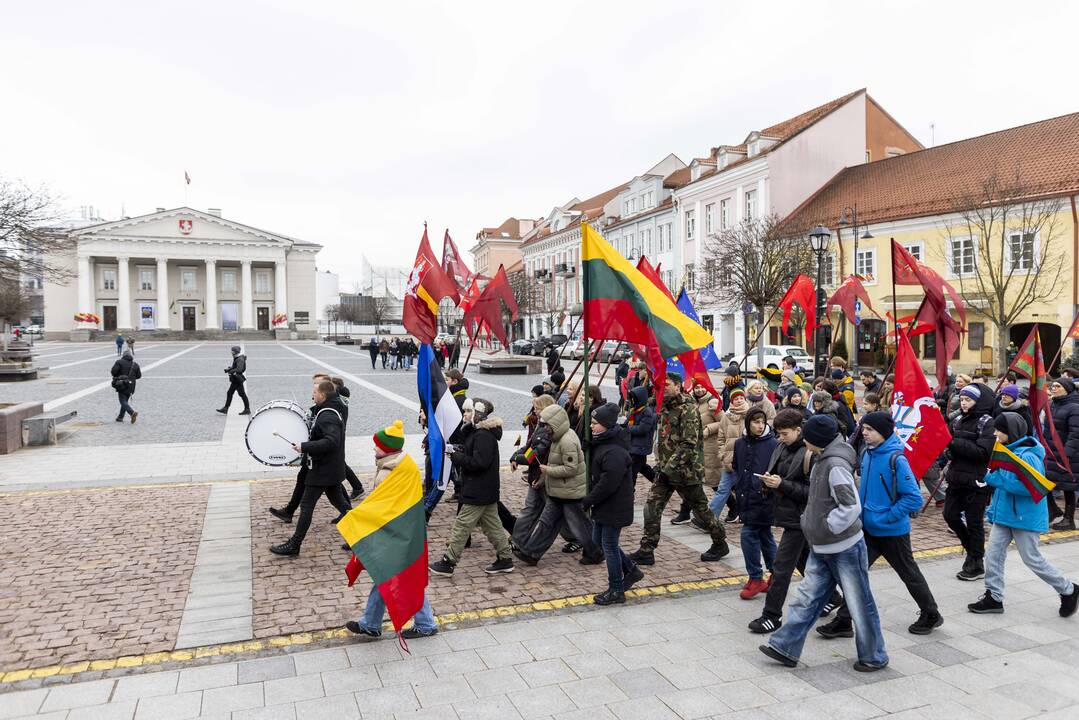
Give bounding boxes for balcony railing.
[555,263,576,277]
[534,268,552,283]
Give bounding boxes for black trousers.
[285,465,360,511]
[836,532,937,622]
[291,483,351,545]
[224,379,250,411]
[631,454,655,485]
[762,527,840,621]
[943,484,990,561]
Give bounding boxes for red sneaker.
[740,578,769,600]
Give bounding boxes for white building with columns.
[43,207,321,339]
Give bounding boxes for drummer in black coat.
[582,403,644,606]
[271,378,352,556]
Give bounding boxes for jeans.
[836,532,937,621]
[741,524,777,580]
[709,470,737,518]
[519,497,600,560]
[512,485,572,548]
[944,485,990,561]
[117,392,135,419]
[984,523,1075,602]
[291,483,352,546]
[359,585,437,634]
[592,522,638,593]
[762,527,842,621]
[369,351,377,369]
[768,539,888,667]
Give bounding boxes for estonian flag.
[418,343,462,490]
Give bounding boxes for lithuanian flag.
[989,441,1055,502]
[337,454,427,633]
[581,222,713,358]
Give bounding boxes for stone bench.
[22,410,78,447]
[0,365,38,381]
[478,357,543,374]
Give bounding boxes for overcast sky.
[3,0,1076,286]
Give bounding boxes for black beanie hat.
[803,414,839,447]
[591,402,620,430]
[862,411,895,439]
[993,411,1028,443]
[531,384,545,397]
[1055,377,1077,395]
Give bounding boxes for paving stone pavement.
[4,539,1079,719]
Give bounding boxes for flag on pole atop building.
[403,225,460,344]
[417,343,462,491]
[184,171,191,185]
[889,328,952,479]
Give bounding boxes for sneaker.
[485,557,514,574]
[739,578,769,600]
[349,486,366,500]
[819,599,842,617]
[853,660,889,672]
[216,407,228,414]
[512,548,538,566]
[748,616,782,634]
[593,589,626,606]
[345,621,380,638]
[239,409,251,416]
[758,644,797,668]
[967,590,1004,614]
[429,556,456,576]
[269,507,294,523]
[701,541,730,562]
[1051,517,1076,531]
[935,499,946,508]
[629,548,655,565]
[1060,584,1079,617]
[561,542,582,554]
[623,566,645,591]
[401,626,439,639]
[816,617,854,639]
[957,563,985,581]
[130,411,139,424]
[269,539,300,556]
[671,510,691,525]
[908,610,944,635]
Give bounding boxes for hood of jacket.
[628,385,650,409]
[540,403,570,441]
[811,391,837,413]
[453,378,470,395]
[474,415,503,440]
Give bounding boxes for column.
[77,255,92,312]
[117,256,132,329]
[241,260,254,329]
[204,259,218,329]
[274,259,287,320]
[156,257,169,331]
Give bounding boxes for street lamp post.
[837,204,874,375]
[809,225,832,380]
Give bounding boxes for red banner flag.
[1066,312,1079,342]
[826,275,876,323]
[403,226,460,344]
[1008,325,1072,475]
[462,264,518,349]
[890,329,952,479]
[441,230,472,293]
[458,276,482,314]
[777,274,817,346]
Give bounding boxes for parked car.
[730,344,811,372]
[25,324,43,336]
[510,339,535,355]
[548,333,568,347]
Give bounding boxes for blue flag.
[418,343,462,492]
[667,289,722,374]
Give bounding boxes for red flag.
[458,276,482,314]
[777,274,816,346]
[635,257,718,399]
[1066,312,1079,342]
[463,264,518,349]
[826,275,876,323]
[441,230,472,292]
[403,226,460,344]
[890,329,952,479]
[1008,325,1071,475]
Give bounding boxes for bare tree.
[0,278,31,326]
[941,171,1067,370]
[1,177,72,284]
[370,295,394,330]
[701,213,816,365]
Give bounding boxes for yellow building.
[779,112,1079,376]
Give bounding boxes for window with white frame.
[181,268,197,292]
[139,268,154,291]
[949,236,976,276]
[855,248,876,280]
[221,269,237,292]
[685,211,696,242]
[902,242,923,262]
[646,190,654,208]
[1008,231,1035,271]
[745,189,758,220]
[623,200,631,216]
[626,233,635,255]
[685,263,695,291]
[705,203,715,235]
[644,228,652,255]
[628,197,636,215]
[256,270,271,294]
[102,268,116,291]
[704,259,717,289]
[720,198,730,230]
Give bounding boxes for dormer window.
[748,140,760,157]
[719,154,729,169]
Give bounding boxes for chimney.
[207,208,222,217]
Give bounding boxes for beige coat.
[697,394,722,487]
[716,405,748,472]
[539,403,587,499]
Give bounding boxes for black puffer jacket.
[1045,392,1079,491]
[110,354,142,394]
[626,386,657,456]
[767,437,809,530]
[945,385,996,493]
[226,354,247,383]
[583,426,635,527]
[301,397,345,487]
[732,416,779,526]
[451,416,503,505]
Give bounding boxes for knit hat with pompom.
[373,420,405,452]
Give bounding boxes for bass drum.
[245,400,310,466]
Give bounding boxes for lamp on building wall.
[808,225,831,379]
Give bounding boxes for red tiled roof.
[780,112,1079,231]
[662,167,692,189]
[520,181,629,248]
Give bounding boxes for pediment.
[73,207,294,246]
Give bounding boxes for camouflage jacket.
[656,391,705,484]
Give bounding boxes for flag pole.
[582,230,592,464]
[740,303,785,375]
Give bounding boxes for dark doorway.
[182,306,196,331]
[257,307,270,331]
[103,306,117,332]
[857,319,887,369]
[1011,322,1062,373]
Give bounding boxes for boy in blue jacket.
[968,412,1079,616]
[817,412,943,637]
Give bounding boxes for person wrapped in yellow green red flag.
[339,421,438,642]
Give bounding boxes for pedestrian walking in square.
[733,407,779,600]
[817,411,943,638]
[115,333,124,356]
[759,414,889,672]
[110,350,141,424]
[216,345,251,415]
[626,386,657,485]
[968,412,1079,617]
[943,383,996,580]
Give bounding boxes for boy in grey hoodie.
[760,414,889,672]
